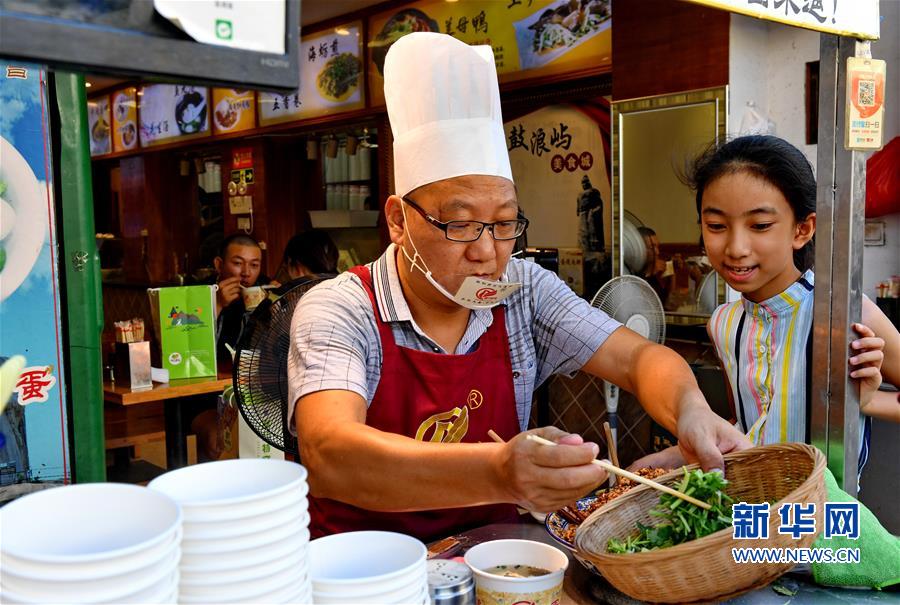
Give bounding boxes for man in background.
[212,233,275,361]
[192,233,274,461]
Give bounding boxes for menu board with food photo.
[87,95,111,156]
[111,87,138,153]
[139,84,210,147]
[212,89,256,135]
[258,22,364,126]
[368,0,611,105]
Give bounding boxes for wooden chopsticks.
[487,429,504,444]
[525,434,712,510]
[602,421,618,487]
[602,421,619,468]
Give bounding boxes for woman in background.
[275,230,339,293]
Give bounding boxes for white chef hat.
[384,32,512,198]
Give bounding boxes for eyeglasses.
[401,196,529,243]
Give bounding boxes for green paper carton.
[152,286,217,380]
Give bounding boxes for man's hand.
[216,276,242,316]
[676,401,751,471]
[494,426,607,513]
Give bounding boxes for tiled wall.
[529,371,655,467]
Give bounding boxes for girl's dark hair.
[283,230,338,275]
[686,135,817,271]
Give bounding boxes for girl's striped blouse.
[708,270,816,445]
[708,269,870,476]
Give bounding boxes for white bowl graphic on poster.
[0,136,46,302]
[513,0,611,71]
[176,91,207,134]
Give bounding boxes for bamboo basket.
[574,443,826,603]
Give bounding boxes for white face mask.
[400,201,522,310]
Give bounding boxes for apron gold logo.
[415,406,469,443]
[415,389,486,443]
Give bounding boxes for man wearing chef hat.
[287,33,750,541]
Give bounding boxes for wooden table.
[445,521,888,604]
[103,373,231,469]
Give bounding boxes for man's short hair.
[218,233,260,258]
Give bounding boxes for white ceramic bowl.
[309,531,426,593]
[179,482,309,524]
[1,527,181,581]
[464,539,568,605]
[312,562,424,598]
[181,493,307,541]
[295,586,313,605]
[180,512,309,555]
[1,543,179,599]
[179,525,309,571]
[115,567,179,604]
[179,544,306,585]
[178,558,307,601]
[148,459,307,509]
[0,554,178,604]
[180,578,302,604]
[312,578,427,604]
[0,484,181,564]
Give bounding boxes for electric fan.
[696,270,718,314]
[233,276,331,455]
[590,276,666,476]
[621,213,648,276]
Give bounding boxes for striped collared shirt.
[709,270,816,445]
[709,270,870,477]
[287,244,622,435]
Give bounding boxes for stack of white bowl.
[0,484,181,604]
[148,459,311,604]
[310,531,428,604]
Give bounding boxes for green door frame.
[55,71,106,483]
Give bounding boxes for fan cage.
[233,277,330,456]
[589,275,666,345]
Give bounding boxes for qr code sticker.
[858,80,875,106]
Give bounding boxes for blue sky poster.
[0,63,70,484]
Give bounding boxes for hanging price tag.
[844,56,886,151]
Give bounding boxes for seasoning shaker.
[427,559,475,605]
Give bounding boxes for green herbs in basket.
[607,468,734,554]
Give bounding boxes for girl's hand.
[627,445,685,472]
[850,323,885,410]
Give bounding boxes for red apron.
[308,265,520,542]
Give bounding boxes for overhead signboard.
[111,87,139,153]
[0,0,300,90]
[259,21,365,126]
[139,85,211,147]
[87,95,112,157]
[367,0,612,106]
[681,0,879,40]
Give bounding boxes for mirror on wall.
[611,86,727,320]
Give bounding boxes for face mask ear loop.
[399,200,437,279]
